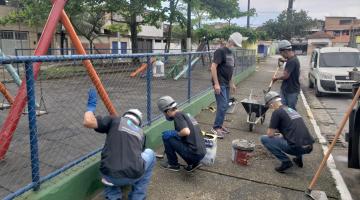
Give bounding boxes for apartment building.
[324,16,360,47]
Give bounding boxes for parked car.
[308,47,360,97]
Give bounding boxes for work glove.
[87,88,97,112]
[162,130,179,140]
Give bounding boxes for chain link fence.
[0,49,255,199]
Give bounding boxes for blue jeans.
[213,85,230,129]
[260,135,312,162]
[280,91,299,110]
[163,134,205,166]
[102,149,156,200]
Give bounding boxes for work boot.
[275,161,293,173]
[185,162,202,173]
[293,156,303,168]
[211,128,224,139]
[160,161,180,172]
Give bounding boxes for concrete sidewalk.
[95,57,341,200]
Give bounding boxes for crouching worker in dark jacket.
[157,96,206,172]
[83,88,155,200]
[261,91,315,173]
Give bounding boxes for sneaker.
[160,161,180,172]
[185,162,202,172]
[275,161,293,173]
[221,127,230,134]
[293,157,303,168]
[211,128,224,139]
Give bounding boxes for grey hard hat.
[278,40,292,51]
[229,32,248,47]
[157,96,177,112]
[123,108,143,126]
[264,91,281,106]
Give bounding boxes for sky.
[234,0,360,27]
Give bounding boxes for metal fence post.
[234,50,238,75]
[24,61,40,191]
[146,56,153,125]
[187,53,192,102]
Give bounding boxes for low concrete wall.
[17,65,256,200]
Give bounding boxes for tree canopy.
[259,9,316,40]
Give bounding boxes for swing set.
[0,0,118,160]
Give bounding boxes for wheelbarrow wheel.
[249,112,256,132]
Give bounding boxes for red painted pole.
[60,11,118,116]
[0,0,68,159]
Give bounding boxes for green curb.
[17,65,256,200]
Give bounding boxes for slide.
[173,57,201,80]
[0,49,22,87]
[173,41,208,80]
[130,63,148,78]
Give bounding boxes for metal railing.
[0,49,256,199]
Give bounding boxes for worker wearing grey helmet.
[272,40,301,110]
[83,88,155,200]
[157,96,206,172]
[260,91,314,173]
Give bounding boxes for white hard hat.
[123,109,143,126]
[278,40,292,51]
[229,32,248,47]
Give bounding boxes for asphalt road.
[298,55,360,200]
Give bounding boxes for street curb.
[300,90,353,200]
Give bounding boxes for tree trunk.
[165,0,178,53]
[89,39,93,54]
[165,22,173,53]
[130,13,138,54]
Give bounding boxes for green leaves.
[259,9,316,40]
[195,24,261,43]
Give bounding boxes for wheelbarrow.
[240,91,269,132]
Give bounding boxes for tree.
[105,0,163,53]
[259,9,316,40]
[196,0,255,25]
[70,1,106,53]
[195,24,262,43]
[0,0,107,53]
[0,0,51,29]
[163,0,186,52]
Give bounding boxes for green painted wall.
[17,65,256,200]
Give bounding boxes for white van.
[308,47,359,96]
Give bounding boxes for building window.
[15,32,28,40]
[339,19,352,25]
[0,31,14,39]
[333,31,341,36]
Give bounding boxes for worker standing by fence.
[210,32,246,138]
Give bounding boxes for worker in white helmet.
[210,32,247,138]
[83,88,155,200]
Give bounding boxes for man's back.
[270,106,314,146]
[95,116,145,179]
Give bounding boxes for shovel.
[305,86,360,200]
[263,60,283,94]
